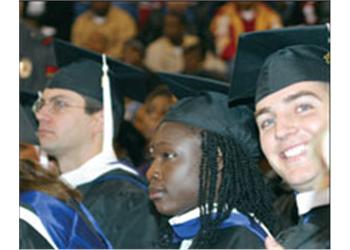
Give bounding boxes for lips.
[148,186,166,201]
[37,128,54,137]
[280,143,308,161]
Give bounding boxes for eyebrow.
[44,95,72,102]
[283,90,322,103]
[255,107,272,119]
[255,91,322,119]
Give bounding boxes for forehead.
[256,81,329,110]
[42,88,84,101]
[152,122,199,145]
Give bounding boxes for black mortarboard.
[20,105,38,145]
[20,90,38,142]
[158,72,229,99]
[152,70,261,158]
[46,39,155,156]
[255,44,330,104]
[228,24,330,107]
[163,91,261,159]
[50,39,155,102]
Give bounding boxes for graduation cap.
[158,72,229,99]
[20,104,39,145]
[47,39,155,157]
[20,90,38,141]
[160,87,261,160]
[228,24,330,107]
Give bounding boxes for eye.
[258,117,275,130]
[53,99,69,111]
[161,152,177,160]
[296,103,314,114]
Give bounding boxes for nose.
[146,160,161,182]
[274,115,298,141]
[35,104,52,124]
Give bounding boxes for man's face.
[90,1,111,17]
[35,88,101,157]
[164,15,183,42]
[146,122,201,216]
[255,81,329,192]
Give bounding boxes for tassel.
[101,54,115,157]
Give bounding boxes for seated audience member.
[210,1,282,61]
[147,89,279,248]
[134,85,177,142]
[227,25,330,249]
[33,40,160,248]
[144,12,199,73]
[71,1,137,59]
[183,42,226,81]
[20,106,112,249]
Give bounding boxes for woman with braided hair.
[147,91,279,249]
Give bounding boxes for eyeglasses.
[32,97,86,115]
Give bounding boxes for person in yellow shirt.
[71,1,137,59]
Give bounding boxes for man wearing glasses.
[32,42,159,248]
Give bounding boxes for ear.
[217,147,224,173]
[90,110,104,134]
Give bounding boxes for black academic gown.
[77,169,160,249]
[196,226,265,249]
[20,193,112,249]
[277,205,330,249]
[20,219,53,249]
[165,226,265,249]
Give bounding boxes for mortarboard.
[20,90,39,144]
[158,72,229,99]
[255,44,330,104]
[228,24,330,107]
[20,104,39,145]
[46,39,156,157]
[157,75,261,159]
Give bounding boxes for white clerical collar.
[60,152,138,188]
[169,205,239,226]
[296,188,330,216]
[169,207,201,226]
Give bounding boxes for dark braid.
[154,128,278,248]
[192,130,278,248]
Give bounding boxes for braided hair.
[192,129,278,248]
[157,127,278,248]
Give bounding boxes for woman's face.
[147,122,202,216]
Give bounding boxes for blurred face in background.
[164,14,184,45]
[90,1,111,17]
[135,93,176,141]
[122,45,143,67]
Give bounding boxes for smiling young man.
[227,25,330,248]
[254,45,330,249]
[33,40,159,248]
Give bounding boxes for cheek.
[260,132,274,155]
[299,113,328,139]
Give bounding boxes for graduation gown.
[167,207,269,249]
[277,205,330,249]
[61,153,160,249]
[277,188,330,249]
[20,191,112,249]
[20,219,53,249]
